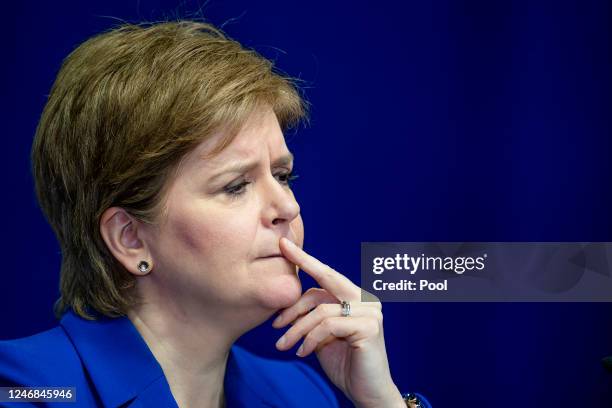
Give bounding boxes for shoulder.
[228,345,339,407]
[0,326,87,387]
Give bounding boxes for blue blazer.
[0,311,431,407]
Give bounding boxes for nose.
[261,174,300,228]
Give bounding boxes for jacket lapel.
[60,311,177,408]
[60,311,275,407]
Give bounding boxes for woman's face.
[140,106,304,320]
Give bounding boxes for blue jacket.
[0,311,431,407]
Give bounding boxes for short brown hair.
[31,20,308,319]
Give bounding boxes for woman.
[0,21,430,408]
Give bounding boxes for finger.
[272,287,338,328]
[296,316,381,357]
[275,304,382,351]
[280,237,360,302]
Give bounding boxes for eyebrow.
[208,152,294,183]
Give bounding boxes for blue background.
[2,0,612,406]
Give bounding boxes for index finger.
[280,237,361,302]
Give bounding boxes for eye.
[275,170,299,186]
[223,180,251,197]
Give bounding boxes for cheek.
[174,213,252,259]
[159,202,254,269]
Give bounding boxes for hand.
[273,238,405,408]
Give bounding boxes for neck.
[126,272,279,408]
[127,301,238,408]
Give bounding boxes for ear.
[100,207,153,276]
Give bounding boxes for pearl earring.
[137,261,151,274]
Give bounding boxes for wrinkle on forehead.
[190,106,287,174]
[200,106,274,160]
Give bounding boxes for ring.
[340,300,351,317]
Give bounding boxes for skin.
[100,105,405,408]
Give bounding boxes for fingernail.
[296,344,304,357]
[284,238,296,248]
[276,336,286,349]
[272,314,283,327]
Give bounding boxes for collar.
[59,310,272,408]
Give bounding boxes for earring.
[137,260,151,274]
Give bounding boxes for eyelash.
[223,170,299,198]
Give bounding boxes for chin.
[257,273,303,310]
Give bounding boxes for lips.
[258,254,283,259]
